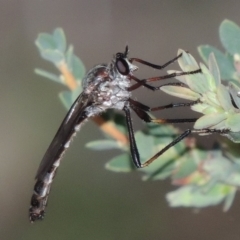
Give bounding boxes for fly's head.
[114,46,138,76]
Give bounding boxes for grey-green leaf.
[66,46,86,81]
[105,154,133,172]
[161,85,200,101]
[194,112,227,129]
[217,84,233,111]
[225,132,240,143]
[208,53,221,88]
[58,90,73,110]
[228,82,240,109]
[53,28,67,53]
[171,153,198,181]
[220,19,240,55]
[198,45,235,80]
[86,140,123,150]
[223,188,236,211]
[34,68,64,85]
[40,50,64,64]
[35,33,56,51]
[166,185,226,208]
[71,55,86,81]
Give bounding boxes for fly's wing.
[35,92,91,180]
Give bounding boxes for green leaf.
[191,103,210,114]
[58,90,73,110]
[177,51,210,94]
[85,140,123,150]
[36,29,85,68]
[34,68,63,85]
[225,132,240,143]
[185,70,208,95]
[226,113,240,132]
[203,91,219,108]
[217,84,234,111]
[167,70,187,84]
[135,131,155,160]
[198,45,235,80]
[178,49,198,69]
[220,19,240,55]
[58,87,82,110]
[71,55,86,81]
[66,46,86,81]
[105,153,133,172]
[40,50,64,64]
[53,28,66,53]
[208,53,221,88]
[145,122,176,136]
[172,151,200,181]
[228,82,240,109]
[161,85,200,101]
[35,33,56,51]
[202,151,233,181]
[66,45,74,67]
[223,188,236,211]
[199,63,217,92]
[166,184,228,208]
[143,165,175,180]
[194,112,227,129]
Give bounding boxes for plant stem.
[58,62,78,90]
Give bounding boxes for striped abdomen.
[29,93,89,222]
[29,156,61,222]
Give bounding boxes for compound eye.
[116,58,129,75]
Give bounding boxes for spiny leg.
[129,97,201,112]
[150,100,200,111]
[126,101,230,168]
[123,106,141,168]
[129,98,199,123]
[128,79,188,92]
[128,75,156,91]
[128,51,201,91]
[129,52,184,70]
[124,102,197,169]
[141,128,230,168]
[128,69,201,91]
[130,98,230,164]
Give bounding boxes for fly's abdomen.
[29,157,61,222]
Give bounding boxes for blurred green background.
[1,1,240,239]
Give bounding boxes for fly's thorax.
[82,64,109,93]
[84,77,131,117]
[82,60,132,117]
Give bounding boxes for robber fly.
[29,46,201,222]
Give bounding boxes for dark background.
[1,1,240,239]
